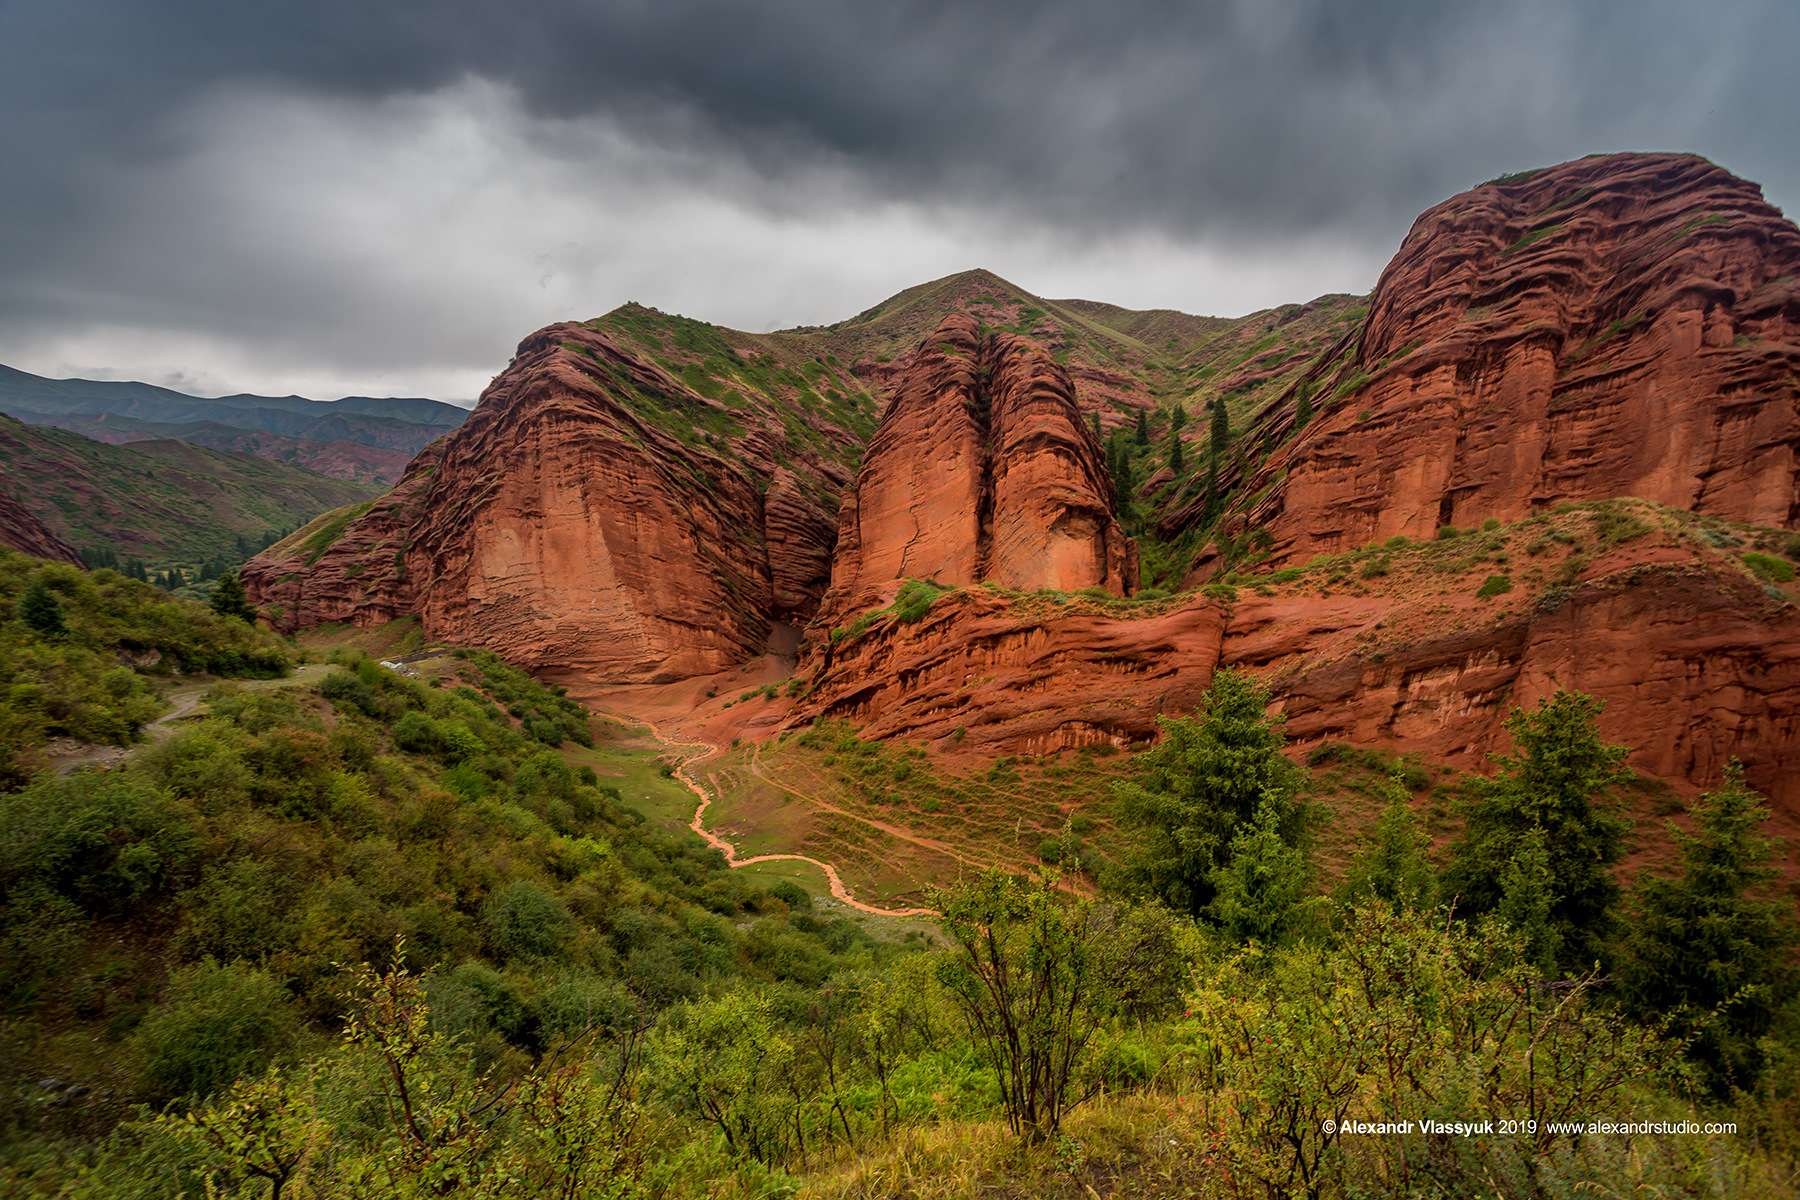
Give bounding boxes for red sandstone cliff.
[790,504,1800,809]
[788,156,1800,811]
[812,314,1135,637]
[1190,153,1800,568]
[243,320,857,681]
[0,487,81,565]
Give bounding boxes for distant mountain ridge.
[6,409,413,487]
[0,364,467,461]
[0,414,379,570]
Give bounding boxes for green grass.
[1502,223,1564,255]
[298,500,376,565]
[1743,552,1796,584]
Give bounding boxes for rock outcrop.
[1198,154,1800,567]
[792,506,1800,809]
[0,485,81,565]
[794,589,1227,754]
[244,320,858,681]
[812,314,1135,637]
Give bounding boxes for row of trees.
[1114,669,1797,1097]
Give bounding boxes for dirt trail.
[740,745,990,872]
[52,663,332,775]
[595,710,937,918]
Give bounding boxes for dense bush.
[0,550,290,781]
[133,959,301,1102]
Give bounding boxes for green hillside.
[0,415,379,572]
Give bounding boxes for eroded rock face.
[244,322,853,681]
[793,589,1228,754]
[0,487,80,565]
[813,314,1135,636]
[792,537,1800,810]
[1228,567,1800,811]
[1225,153,1800,566]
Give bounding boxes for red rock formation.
[1195,154,1800,567]
[791,514,1800,810]
[244,322,853,681]
[792,588,1228,754]
[0,486,81,565]
[813,314,1135,635]
[1228,559,1800,811]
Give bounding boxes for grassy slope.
[0,415,379,569]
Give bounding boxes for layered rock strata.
[0,486,81,565]
[244,322,853,681]
[1184,154,1800,569]
[793,531,1800,809]
[812,313,1135,638]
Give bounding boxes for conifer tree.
[210,571,259,624]
[1619,761,1797,1094]
[16,576,67,637]
[1135,407,1150,446]
[1440,690,1630,972]
[1295,382,1314,429]
[1210,398,1229,458]
[1114,668,1306,920]
[1341,775,1435,911]
[1209,795,1313,944]
[1108,435,1132,507]
[1171,405,1187,432]
[1169,432,1184,475]
[1493,828,1562,976]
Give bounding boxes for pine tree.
[1090,412,1101,438]
[1493,828,1562,976]
[1619,761,1797,1094]
[1171,405,1187,432]
[1114,668,1307,919]
[1209,795,1313,944]
[1295,382,1314,429]
[1341,775,1435,911]
[1108,434,1132,506]
[1209,398,1229,459]
[1169,432,1185,475]
[16,577,67,637]
[1134,407,1150,446]
[210,570,259,624]
[1440,690,1631,972]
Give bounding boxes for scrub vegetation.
[0,566,1796,1199]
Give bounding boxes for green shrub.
[1475,574,1512,599]
[391,710,439,754]
[1436,525,1460,540]
[484,880,574,964]
[769,880,812,913]
[0,772,194,913]
[134,959,300,1102]
[1743,552,1795,584]
[890,579,948,623]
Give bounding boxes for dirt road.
[595,710,937,918]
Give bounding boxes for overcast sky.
[0,0,1794,403]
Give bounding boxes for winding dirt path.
[52,663,332,775]
[594,710,937,918]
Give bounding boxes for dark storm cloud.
[0,0,1793,397]
[9,0,1796,238]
